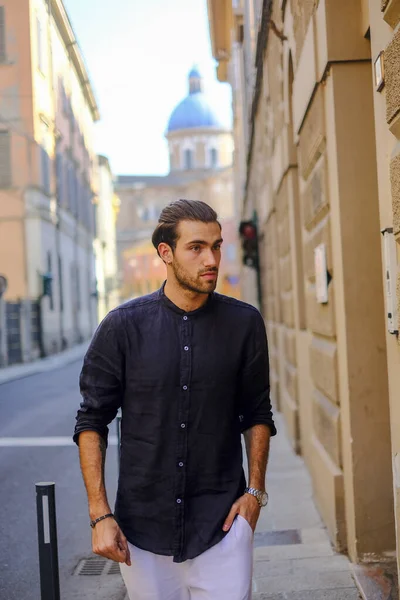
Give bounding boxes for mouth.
[200,272,218,280]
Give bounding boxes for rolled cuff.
[73,424,110,447]
[240,417,277,437]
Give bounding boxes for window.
[40,147,50,195]
[37,17,45,73]
[0,6,6,63]
[210,148,218,169]
[56,153,63,204]
[47,251,54,311]
[58,255,63,313]
[75,263,81,311]
[184,149,193,170]
[0,130,11,187]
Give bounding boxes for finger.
[113,544,129,564]
[223,504,239,531]
[98,544,127,564]
[118,536,131,566]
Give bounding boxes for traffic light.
[239,220,259,269]
[42,272,53,297]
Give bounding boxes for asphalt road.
[0,360,124,600]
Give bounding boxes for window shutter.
[0,131,11,187]
[0,6,6,63]
[56,153,63,204]
[37,17,43,72]
[41,147,50,195]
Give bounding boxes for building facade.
[0,0,99,364]
[208,0,400,587]
[94,155,120,321]
[116,68,241,302]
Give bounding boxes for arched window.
[210,148,218,168]
[184,149,193,170]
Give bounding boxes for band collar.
[158,281,214,317]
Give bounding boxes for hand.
[92,517,131,566]
[223,493,261,533]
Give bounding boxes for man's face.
[170,220,223,294]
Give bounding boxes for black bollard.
[36,482,61,600]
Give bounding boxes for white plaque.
[314,243,328,304]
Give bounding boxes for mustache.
[199,268,218,275]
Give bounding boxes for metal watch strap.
[245,487,266,507]
[90,513,114,529]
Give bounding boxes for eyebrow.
[185,238,224,247]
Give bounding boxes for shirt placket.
[173,313,192,560]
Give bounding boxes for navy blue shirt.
[74,285,276,562]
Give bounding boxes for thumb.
[223,504,238,532]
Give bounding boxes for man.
[74,199,276,600]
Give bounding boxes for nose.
[204,249,218,269]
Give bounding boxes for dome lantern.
[188,66,203,94]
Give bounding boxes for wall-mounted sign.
[381,227,398,335]
[374,51,385,92]
[314,244,328,304]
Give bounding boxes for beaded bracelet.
[90,513,114,529]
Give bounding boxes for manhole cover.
[75,557,121,576]
[254,529,301,548]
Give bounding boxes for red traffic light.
[239,221,257,240]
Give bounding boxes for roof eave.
[51,0,100,122]
[165,126,231,138]
[207,0,233,82]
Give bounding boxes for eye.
[213,244,222,251]
[191,245,201,252]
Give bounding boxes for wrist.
[245,486,269,507]
[90,513,114,529]
[89,505,112,521]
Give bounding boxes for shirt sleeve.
[239,310,277,436]
[73,309,124,446]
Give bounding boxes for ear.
[158,242,173,265]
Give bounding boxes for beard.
[171,259,218,294]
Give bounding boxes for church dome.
[167,68,227,133]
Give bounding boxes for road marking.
[0,435,118,447]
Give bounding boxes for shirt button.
[178,462,184,467]
[183,385,188,391]
[180,423,186,429]
[184,346,189,351]
[183,316,188,321]
[176,498,182,504]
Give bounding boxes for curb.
[0,342,88,386]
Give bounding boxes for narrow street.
[0,360,125,600]
[0,357,369,600]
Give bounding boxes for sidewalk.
[0,341,88,386]
[251,413,361,600]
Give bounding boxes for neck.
[164,279,210,312]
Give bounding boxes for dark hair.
[152,199,220,253]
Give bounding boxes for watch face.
[261,492,269,507]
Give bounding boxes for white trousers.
[120,515,254,600]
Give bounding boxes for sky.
[63,0,232,176]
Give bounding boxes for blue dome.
[167,92,225,132]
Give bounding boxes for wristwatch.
[245,487,269,507]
